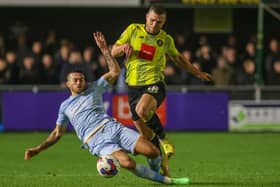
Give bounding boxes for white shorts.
[86,120,140,156]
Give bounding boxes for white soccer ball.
[96,155,120,178]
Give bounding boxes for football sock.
[131,164,171,184]
[146,114,166,140]
[147,156,161,173]
[150,134,162,154]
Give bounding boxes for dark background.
[0,7,279,51]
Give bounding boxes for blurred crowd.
[0,30,280,87]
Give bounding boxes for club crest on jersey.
[157,39,163,46]
[147,85,159,94]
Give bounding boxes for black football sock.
[146,114,166,140]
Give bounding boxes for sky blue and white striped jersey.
[56,77,111,141]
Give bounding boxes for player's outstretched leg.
[147,155,161,173]
[131,164,190,185]
[146,113,175,158]
[145,113,173,176]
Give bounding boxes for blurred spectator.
[40,54,59,84]
[266,60,280,85]
[241,42,256,62]
[1,26,279,86]
[236,59,256,85]
[264,38,280,80]
[182,49,193,62]
[59,49,93,87]
[44,30,58,55]
[0,33,5,57]
[212,56,235,86]
[196,45,216,73]
[31,41,43,65]
[226,35,238,49]
[0,58,10,84]
[223,47,241,71]
[5,51,20,84]
[181,49,194,82]
[19,55,41,84]
[164,61,185,85]
[95,53,109,78]
[198,35,209,47]
[174,33,187,51]
[54,42,71,72]
[83,46,95,64]
[16,33,31,64]
[187,62,205,85]
[83,46,99,80]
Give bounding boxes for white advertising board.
[229,101,280,132]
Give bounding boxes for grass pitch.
[0,132,279,187]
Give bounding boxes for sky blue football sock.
[130,164,171,184]
[147,156,161,173]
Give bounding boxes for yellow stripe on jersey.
[116,23,179,86]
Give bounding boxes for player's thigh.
[136,93,157,113]
[134,136,160,158]
[133,119,154,137]
[118,123,141,154]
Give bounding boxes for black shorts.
[127,81,166,121]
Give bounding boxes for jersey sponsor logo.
[112,95,166,126]
[146,85,159,94]
[138,43,156,61]
[157,39,163,46]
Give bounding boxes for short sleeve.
[115,24,134,46]
[56,103,69,126]
[166,34,180,57]
[88,76,110,94]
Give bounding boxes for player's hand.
[24,147,40,160]
[197,72,212,81]
[93,32,108,52]
[122,44,133,57]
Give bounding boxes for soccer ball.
[96,155,120,178]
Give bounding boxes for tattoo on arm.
[103,51,120,73]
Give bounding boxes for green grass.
[1,132,280,187]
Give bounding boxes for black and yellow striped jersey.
[115,23,179,86]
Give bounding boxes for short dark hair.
[66,70,86,81]
[148,5,167,15]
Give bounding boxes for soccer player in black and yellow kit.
[111,5,212,176]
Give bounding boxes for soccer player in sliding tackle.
[111,5,212,176]
[24,31,189,185]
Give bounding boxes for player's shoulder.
[59,96,73,110]
[159,29,173,39]
[159,30,175,45]
[127,23,145,31]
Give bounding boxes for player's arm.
[93,32,121,84]
[24,125,66,160]
[111,24,133,58]
[169,54,212,81]
[111,43,133,58]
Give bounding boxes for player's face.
[66,72,87,95]
[145,10,166,34]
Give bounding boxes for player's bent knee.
[135,105,148,120]
[144,143,160,158]
[149,145,160,158]
[119,158,136,170]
